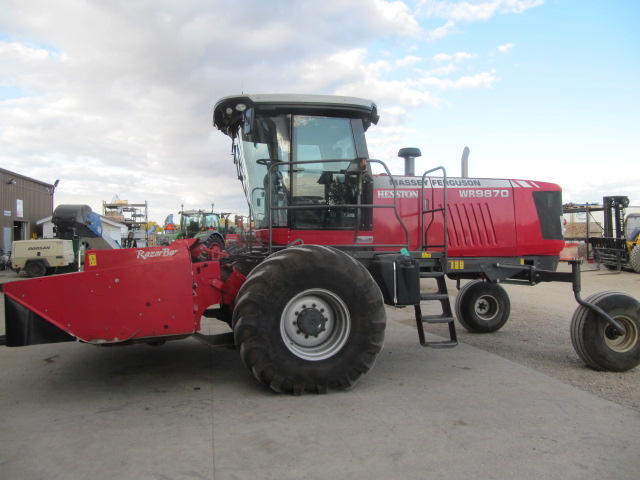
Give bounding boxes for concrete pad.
[1,308,639,480]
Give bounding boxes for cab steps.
[414,267,458,348]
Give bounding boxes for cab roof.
[213,93,379,136]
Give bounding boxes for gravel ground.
[2,262,639,412]
[406,262,640,412]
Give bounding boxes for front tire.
[232,245,386,394]
[570,291,640,371]
[455,281,511,333]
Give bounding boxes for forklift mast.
[603,196,629,239]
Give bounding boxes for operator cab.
[181,209,221,238]
[626,213,640,241]
[214,94,379,241]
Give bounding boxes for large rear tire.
[232,245,386,394]
[570,291,640,371]
[455,281,511,333]
[629,244,640,273]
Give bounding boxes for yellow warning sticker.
[449,260,465,270]
[89,253,97,267]
[422,252,432,258]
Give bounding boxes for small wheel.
[233,245,386,394]
[25,261,47,278]
[570,291,640,371]
[455,281,511,333]
[193,231,225,261]
[630,244,640,273]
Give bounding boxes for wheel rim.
[604,315,639,353]
[473,294,499,322]
[280,288,351,361]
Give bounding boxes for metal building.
[0,168,58,252]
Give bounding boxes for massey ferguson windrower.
[2,94,639,394]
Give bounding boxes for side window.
[291,116,362,229]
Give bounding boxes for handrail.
[264,158,410,254]
[420,167,448,259]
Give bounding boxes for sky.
[1,0,639,224]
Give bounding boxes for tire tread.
[233,245,386,394]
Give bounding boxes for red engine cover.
[258,175,564,257]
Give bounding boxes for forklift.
[589,196,640,273]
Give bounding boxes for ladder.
[414,166,457,347]
[414,257,458,348]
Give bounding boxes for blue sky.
[0,0,638,222]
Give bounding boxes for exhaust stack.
[461,146,470,178]
[398,147,422,176]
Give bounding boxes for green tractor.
[159,209,226,249]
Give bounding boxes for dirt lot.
[2,262,639,412]
[410,262,640,412]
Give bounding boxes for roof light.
[235,103,247,112]
[225,107,233,115]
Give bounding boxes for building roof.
[0,167,55,188]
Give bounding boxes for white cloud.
[0,40,59,64]
[420,69,498,89]
[374,0,423,37]
[427,19,459,40]
[299,48,436,109]
[433,52,475,62]
[426,51,476,76]
[498,43,515,53]
[418,0,544,22]
[419,0,544,40]
[396,55,423,67]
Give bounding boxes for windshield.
[238,114,361,229]
[181,212,201,237]
[625,214,640,239]
[202,213,221,230]
[240,114,291,228]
